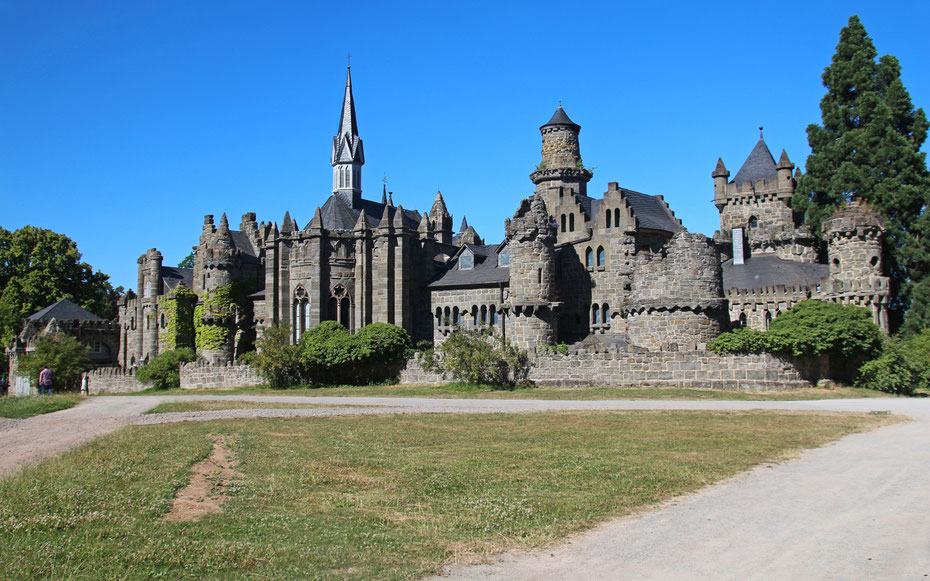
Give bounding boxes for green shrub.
[707,327,768,354]
[251,324,305,388]
[765,300,882,359]
[250,322,412,387]
[18,334,93,391]
[135,348,196,389]
[857,328,930,395]
[427,328,529,388]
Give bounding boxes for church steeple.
[332,66,365,208]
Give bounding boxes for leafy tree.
[17,334,93,391]
[0,226,122,346]
[426,327,529,387]
[792,15,930,330]
[707,327,767,354]
[251,324,305,388]
[135,348,196,389]
[765,300,882,360]
[177,252,195,269]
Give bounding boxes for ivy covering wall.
[158,286,197,350]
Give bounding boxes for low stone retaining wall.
[399,350,811,391]
[179,362,264,390]
[87,368,151,394]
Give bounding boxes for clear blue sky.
[2,1,928,293]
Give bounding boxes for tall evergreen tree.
[793,15,930,331]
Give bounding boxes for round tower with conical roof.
[530,106,593,214]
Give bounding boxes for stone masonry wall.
[87,368,151,394]
[179,361,264,389]
[398,350,810,391]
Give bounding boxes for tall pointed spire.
[332,66,365,208]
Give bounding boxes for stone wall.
[398,349,811,391]
[179,361,264,389]
[87,368,151,394]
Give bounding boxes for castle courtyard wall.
[399,351,810,391]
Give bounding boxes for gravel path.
[2,394,930,579]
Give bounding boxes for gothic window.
[748,216,759,230]
[764,310,773,330]
[602,304,609,326]
[327,284,351,331]
[606,210,612,228]
[561,214,567,233]
[585,247,594,268]
[490,305,497,325]
[614,208,621,227]
[597,246,606,267]
[592,304,600,324]
[443,306,451,326]
[453,307,461,326]
[293,286,310,342]
[569,213,575,232]
[480,305,488,324]
[435,307,442,329]
[738,313,747,328]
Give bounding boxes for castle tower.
[822,199,890,331]
[193,213,237,295]
[331,66,365,208]
[623,232,726,351]
[505,195,558,350]
[428,191,453,245]
[530,106,593,214]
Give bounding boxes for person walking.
[80,373,89,396]
[38,366,53,395]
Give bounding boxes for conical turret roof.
[732,137,778,185]
[541,106,580,130]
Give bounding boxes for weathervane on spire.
[759,126,764,138]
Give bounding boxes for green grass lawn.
[131,382,895,400]
[0,410,895,579]
[0,394,84,419]
[144,400,377,414]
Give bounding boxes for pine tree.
[793,15,930,331]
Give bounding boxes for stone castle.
[115,68,891,369]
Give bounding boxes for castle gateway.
[117,69,889,368]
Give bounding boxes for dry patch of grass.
[164,434,242,522]
[0,410,898,579]
[144,400,372,414]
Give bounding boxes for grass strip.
[131,383,896,400]
[0,410,895,579]
[143,400,374,414]
[0,394,83,419]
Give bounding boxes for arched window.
[480,305,488,324]
[453,307,460,326]
[606,209,612,228]
[490,305,497,325]
[585,247,594,268]
[328,284,351,331]
[160,314,165,328]
[561,214,567,233]
[597,246,605,267]
[435,307,442,328]
[592,304,600,324]
[614,208,621,227]
[569,213,575,232]
[764,310,773,330]
[602,304,609,326]
[294,286,310,342]
[748,216,759,230]
[471,306,479,327]
[738,313,747,328]
[444,306,451,326]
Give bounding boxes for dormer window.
[459,252,474,270]
[498,247,510,267]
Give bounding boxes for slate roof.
[317,194,420,231]
[722,255,829,290]
[428,243,509,288]
[161,266,194,292]
[28,299,102,322]
[230,230,258,258]
[542,106,580,129]
[731,138,778,185]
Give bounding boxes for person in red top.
[38,367,53,395]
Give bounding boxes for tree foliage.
[177,252,195,269]
[0,226,122,346]
[425,327,530,387]
[251,324,305,388]
[791,15,930,330]
[857,329,930,395]
[135,348,196,389]
[17,334,93,391]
